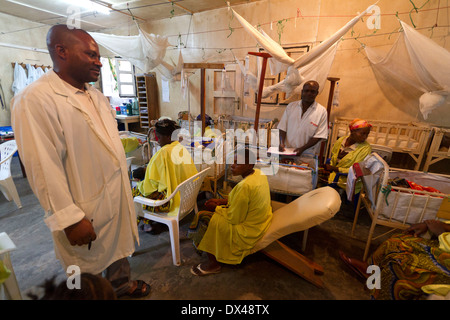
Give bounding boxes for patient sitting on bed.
[188,146,273,276]
[324,118,372,194]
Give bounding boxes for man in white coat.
[277,80,328,160]
[11,25,150,298]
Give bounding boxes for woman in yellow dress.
[189,147,273,275]
[324,118,372,194]
[133,119,198,233]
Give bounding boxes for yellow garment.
[422,284,450,297]
[198,169,273,264]
[137,141,197,216]
[422,232,450,298]
[439,232,450,252]
[121,137,140,153]
[0,261,11,284]
[328,135,372,193]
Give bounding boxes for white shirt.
[277,100,328,155]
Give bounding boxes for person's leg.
[200,253,221,272]
[104,257,132,296]
[104,257,150,297]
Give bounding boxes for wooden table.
[115,115,140,131]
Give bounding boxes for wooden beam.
[183,62,224,135]
[326,77,340,120]
[318,76,340,165]
[183,63,224,69]
[248,52,272,134]
[262,240,325,288]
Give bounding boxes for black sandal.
[120,280,151,298]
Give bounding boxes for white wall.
[0,12,52,126]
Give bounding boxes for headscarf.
[349,118,372,131]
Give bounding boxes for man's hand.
[278,144,286,152]
[64,218,96,246]
[294,147,305,157]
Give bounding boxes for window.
[115,59,136,97]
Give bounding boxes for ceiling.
[0,0,263,32]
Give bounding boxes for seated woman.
[339,220,450,300]
[189,147,273,275]
[133,119,198,233]
[324,118,372,194]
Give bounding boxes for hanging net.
[364,20,450,119]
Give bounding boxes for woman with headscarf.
[324,118,372,193]
[132,119,198,233]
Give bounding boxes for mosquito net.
[364,20,450,119]
[231,4,376,98]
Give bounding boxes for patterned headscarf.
[349,118,372,131]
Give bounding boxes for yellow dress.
[198,169,273,264]
[137,141,198,216]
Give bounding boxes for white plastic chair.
[0,232,22,300]
[133,168,210,266]
[0,140,22,209]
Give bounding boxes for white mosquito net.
[364,20,450,119]
[230,3,377,98]
[90,29,185,81]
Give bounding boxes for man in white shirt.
[11,25,149,298]
[277,80,328,159]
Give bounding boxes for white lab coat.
[11,63,27,95]
[11,70,138,274]
[26,64,39,85]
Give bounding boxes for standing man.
[277,80,328,160]
[11,25,149,298]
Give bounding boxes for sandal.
[339,251,368,280]
[190,263,221,276]
[119,280,151,298]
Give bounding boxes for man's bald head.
[45,24,102,89]
[46,25,92,61]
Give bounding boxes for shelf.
[135,73,159,129]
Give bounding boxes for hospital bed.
[327,118,433,170]
[351,153,450,260]
[423,127,450,173]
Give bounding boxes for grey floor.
[1,156,393,300]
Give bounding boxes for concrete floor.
[0,156,393,300]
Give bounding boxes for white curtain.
[365,21,450,119]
